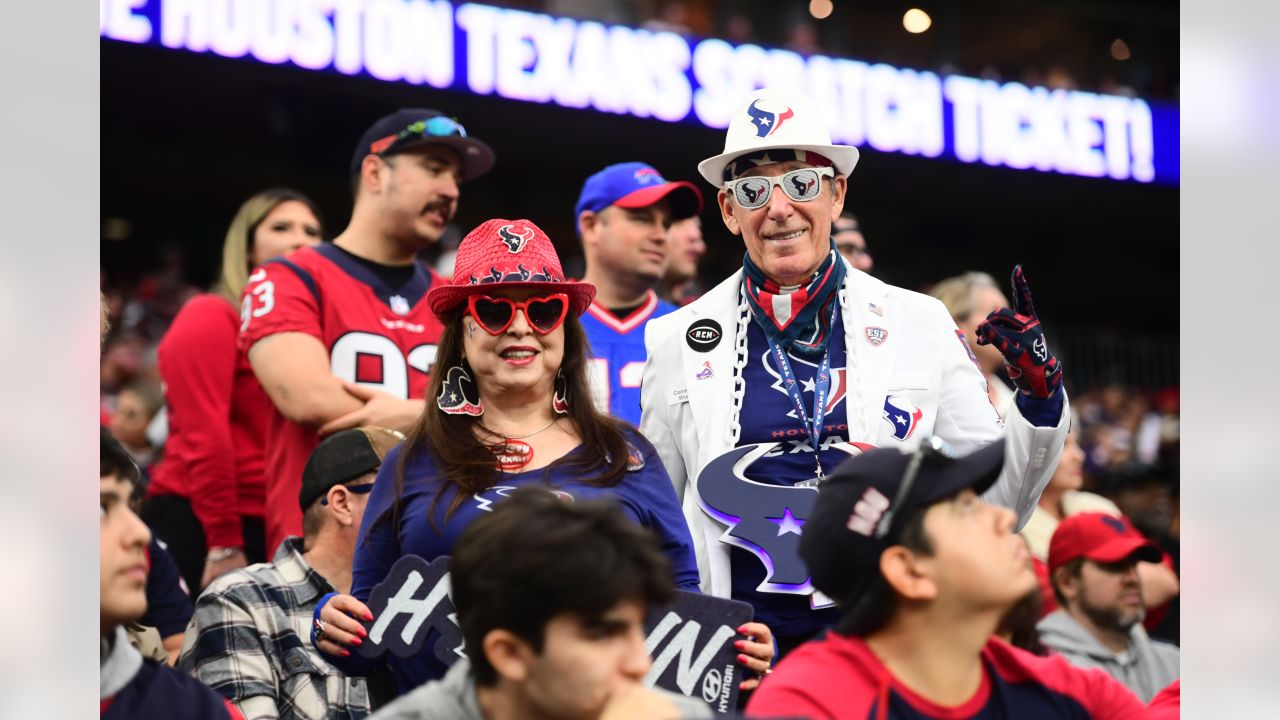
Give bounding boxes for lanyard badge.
[763,301,839,482]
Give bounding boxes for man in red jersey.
[240,109,495,554]
[747,438,1146,719]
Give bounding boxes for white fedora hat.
[697,87,860,187]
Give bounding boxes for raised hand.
[975,265,1062,400]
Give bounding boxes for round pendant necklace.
[493,417,558,471]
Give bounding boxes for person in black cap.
[241,108,495,555]
[747,438,1147,719]
[179,427,403,720]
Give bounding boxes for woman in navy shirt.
[311,219,772,696]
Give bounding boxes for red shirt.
[150,294,271,548]
[238,244,443,554]
[747,632,1146,719]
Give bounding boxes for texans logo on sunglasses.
[467,293,569,335]
[789,174,816,196]
[726,167,835,210]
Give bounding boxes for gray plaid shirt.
[178,538,370,720]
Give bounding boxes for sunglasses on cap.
[875,436,957,539]
[466,293,569,336]
[320,483,375,506]
[725,167,836,210]
[370,116,469,156]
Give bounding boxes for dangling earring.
[552,368,570,414]
[437,363,484,416]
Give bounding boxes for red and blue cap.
[1048,512,1163,573]
[574,162,703,227]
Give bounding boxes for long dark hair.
[383,303,632,535]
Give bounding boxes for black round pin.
[686,319,722,352]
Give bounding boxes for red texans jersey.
[239,243,443,553]
[748,632,1146,719]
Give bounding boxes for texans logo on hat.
[747,99,794,138]
[498,224,535,254]
[426,219,596,318]
[698,88,861,187]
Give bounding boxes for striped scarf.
[742,241,845,359]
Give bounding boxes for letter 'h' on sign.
[367,569,451,647]
[358,555,464,665]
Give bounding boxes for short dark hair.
[101,427,140,487]
[450,488,675,686]
[1051,557,1086,608]
[835,507,934,637]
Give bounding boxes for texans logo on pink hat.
[426,218,596,318]
[497,224,534,254]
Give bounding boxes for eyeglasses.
[724,167,836,209]
[874,436,956,539]
[320,483,375,506]
[370,116,469,156]
[466,293,569,336]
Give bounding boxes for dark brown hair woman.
[311,218,774,700]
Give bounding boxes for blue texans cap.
[574,162,703,228]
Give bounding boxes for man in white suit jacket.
[639,88,1070,658]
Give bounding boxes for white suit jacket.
[639,265,1069,597]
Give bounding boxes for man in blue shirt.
[575,162,703,425]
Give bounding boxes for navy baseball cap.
[351,108,495,182]
[574,162,703,226]
[801,438,1007,606]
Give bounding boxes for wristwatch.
[205,546,245,564]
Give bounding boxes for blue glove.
[976,265,1062,400]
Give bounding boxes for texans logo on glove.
[975,265,1062,400]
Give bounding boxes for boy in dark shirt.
[100,428,243,720]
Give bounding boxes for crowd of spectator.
[100,86,1178,719]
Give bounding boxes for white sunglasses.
[724,167,836,209]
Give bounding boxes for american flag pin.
[868,303,884,316]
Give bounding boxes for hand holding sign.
[735,621,775,691]
[976,265,1062,400]
[644,591,755,714]
[314,593,373,658]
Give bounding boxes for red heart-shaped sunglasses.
[466,293,569,335]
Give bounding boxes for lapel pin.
[696,361,714,380]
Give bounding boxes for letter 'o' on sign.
[686,319,722,352]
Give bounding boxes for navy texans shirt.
[326,428,699,697]
[731,306,866,640]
